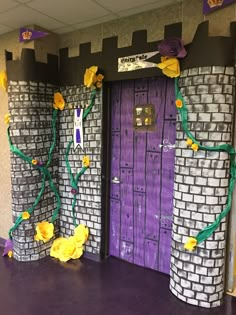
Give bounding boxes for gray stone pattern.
[8,80,59,261]
[58,85,102,257]
[169,67,235,308]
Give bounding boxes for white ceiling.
[0,0,182,35]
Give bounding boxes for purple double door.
[109,77,176,274]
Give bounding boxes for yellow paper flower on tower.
[51,236,83,262]
[82,156,90,168]
[97,74,104,82]
[0,70,7,91]
[4,113,11,124]
[186,138,193,146]
[96,74,104,89]
[157,57,180,78]
[74,224,89,246]
[84,66,98,88]
[96,81,103,89]
[50,237,67,259]
[191,143,199,151]
[7,251,13,258]
[175,99,183,108]
[34,221,54,242]
[32,159,38,165]
[53,92,65,110]
[184,237,197,252]
[22,211,30,220]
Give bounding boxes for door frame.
[100,81,112,259]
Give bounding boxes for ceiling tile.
[0,0,19,13]
[0,5,64,29]
[116,0,178,17]
[96,0,172,13]
[72,14,118,30]
[28,0,110,25]
[0,24,14,35]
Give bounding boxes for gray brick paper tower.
[7,49,59,261]
[9,80,59,261]
[169,66,235,307]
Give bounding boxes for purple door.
[109,77,176,274]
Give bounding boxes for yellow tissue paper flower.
[32,159,38,165]
[4,113,10,124]
[96,81,103,89]
[184,237,197,252]
[191,143,199,151]
[175,99,183,108]
[84,66,98,88]
[34,222,54,242]
[22,211,30,220]
[186,138,193,146]
[157,57,180,78]
[8,250,13,258]
[0,70,7,91]
[97,74,104,82]
[50,225,89,262]
[53,92,65,110]
[51,237,83,262]
[82,156,90,168]
[74,224,89,246]
[50,237,67,259]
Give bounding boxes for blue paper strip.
[76,129,81,143]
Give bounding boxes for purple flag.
[203,0,236,14]
[74,108,84,151]
[19,28,48,42]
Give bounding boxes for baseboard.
[0,237,6,247]
[83,251,101,262]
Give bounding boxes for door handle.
[111,176,120,184]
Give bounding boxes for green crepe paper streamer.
[75,166,87,184]
[8,173,47,239]
[65,140,77,189]
[65,139,88,227]
[47,168,61,224]
[83,89,97,120]
[72,195,77,227]
[7,105,61,238]
[175,77,236,245]
[65,89,97,227]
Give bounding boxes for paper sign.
[118,51,159,72]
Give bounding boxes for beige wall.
[0,0,236,239]
[60,0,236,56]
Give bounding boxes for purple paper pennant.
[19,28,48,42]
[203,0,236,15]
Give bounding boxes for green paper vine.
[7,108,61,240]
[175,77,236,246]
[65,89,97,227]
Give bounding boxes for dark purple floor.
[0,247,236,315]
